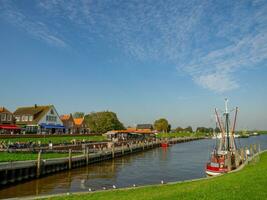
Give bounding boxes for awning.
[40,123,65,129]
[0,125,21,130]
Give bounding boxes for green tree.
[154,118,169,132]
[73,112,85,118]
[84,111,124,133]
[184,126,193,133]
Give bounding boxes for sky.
[0,0,267,130]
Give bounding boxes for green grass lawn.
[0,135,106,145]
[0,152,81,162]
[47,152,267,200]
[257,130,267,134]
[156,132,208,138]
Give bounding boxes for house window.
[15,116,20,122]
[7,115,12,121]
[46,115,57,122]
[22,115,28,122]
[50,109,54,115]
[1,114,6,121]
[28,115,33,121]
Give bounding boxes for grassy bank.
[0,152,81,162]
[0,135,106,145]
[156,132,208,138]
[47,152,267,200]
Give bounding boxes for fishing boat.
[206,99,240,176]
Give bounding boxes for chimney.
[34,104,37,108]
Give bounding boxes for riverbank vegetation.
[0,135,106,145]
[0,152,81,162]
[47,151,267,200]
[156,132,208,138]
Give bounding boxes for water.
[0,135,267,199]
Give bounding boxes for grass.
[257,130,267,134]
[156,132,208,138]
[0,152,81,162]
[0,135,106,145]
[46,152,267,200]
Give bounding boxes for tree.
[73,112,85,118]
[154,118,169,132]
[84,111,124,133]
[184,126,193,133]
[175,127,184,132]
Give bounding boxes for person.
[49,141,53,150]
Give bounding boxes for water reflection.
[0,135,266,199]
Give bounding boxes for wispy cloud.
[0,0,67,47]
[1,0,267,93]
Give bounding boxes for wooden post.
[250,145,253,156]
[86,147,89,165]
[234,150,239,168]
[253,144,257,154]
[258,143,261,153]
[227,151,232,171]
[36,150,42,178]
[240,148,244,163]
[68,149,72,170]
[143,142,145,150]
[112,144,115,158]
[122,144,124,155]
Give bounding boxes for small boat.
[161,142,169,148]
[206,99,240,176]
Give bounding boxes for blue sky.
[0,0,267,130]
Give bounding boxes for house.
[136,124,153,131]
[73,117,89,134]
[0,107,20,134]
[14,104,64,134]
[60,114,75,134]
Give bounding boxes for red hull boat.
[205,99,239,176]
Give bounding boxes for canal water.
[0,135,267,199]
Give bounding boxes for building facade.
[60,114,75,134]
[0,107,20,134]
[73,117,89,134]
[14,104,64,134]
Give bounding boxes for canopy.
[0,125,21,130]
[40,123,65,129]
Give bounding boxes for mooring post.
[86,147,89,165]
[36,150,42,178]
[240,148,244,163]
[112,144,115,158]
[142,142,145,150]
[234,150,239,168]
[253,144,257,154]
[250,144,253,156]
[227,151,232,171]
[68,149,72,170]
[122,143,124,155]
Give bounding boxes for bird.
[102,187,106,190]
[161,180,164,184]
[112,185,116,189]
[133,184,136,187]
[88,188,92,192]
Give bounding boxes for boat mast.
[224,98,230,151]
